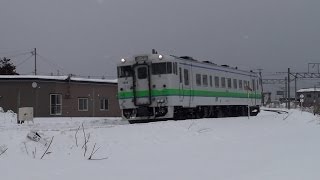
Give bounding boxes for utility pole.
[284,77,287,108]
[294,76,297,108]
[288,68,290,109]
[34,48,37,75]
[257,69,264,105]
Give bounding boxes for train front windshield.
[117,66,132,78]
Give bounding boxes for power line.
[0,49,33,57]
[36,53,66,75]
[16,55,33,67]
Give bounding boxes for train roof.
[118,53,259,77]
[169,55,258,76]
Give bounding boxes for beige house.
[0,75,120,117]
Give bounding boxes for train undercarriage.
[123,105,260,124]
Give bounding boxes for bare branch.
[88,157,108,160]
[88,143,97,160]
[32,147,36,159]
[41,136,54,159]
[0,148,8,157]
[75,126,80,147]
[88,143,107,160]
[188,121,195,130]
[23,142,29,155]
[81,123,91,157]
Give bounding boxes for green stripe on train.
[118,89,262,99]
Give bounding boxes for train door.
[133,64,151,106]
[179,67,184,102]
[182,66,192,106]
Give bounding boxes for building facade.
[0,75,121,117]
[296,88,320,107]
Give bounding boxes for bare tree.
[41,136,54,159]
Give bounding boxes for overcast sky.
[1,0,320,80]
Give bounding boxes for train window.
[210,76,213,87]
[244,81,247,89]
[117,66,132,78]
[184,69,189,85]
[196,74,201,86]
[137,67,147,79]
[173,63,177,75]
[233,79,237,89]
[221,77,226,88]
[239,80,243,89]
[227,78,232,89]
[167,62,172,74]
[203,75,208,87]
[215,76,219,88]
[179,68,182,83]
[152,62,172,75]
[252,80,256,91]
[152,63,166,74]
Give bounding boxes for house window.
[78,98,88,111]
[227,78,232,89]
[203,75,208,87]
[221,77,226,88]
[196,74,201,86]
[50,94,62,115]
[306,94,311,98]
[215,76,220,88]
[100,98,109,111]
[233,79,237,89]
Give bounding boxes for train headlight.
[158,54,163,60]
[121,58,126,63]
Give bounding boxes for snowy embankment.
[1,108,320,180]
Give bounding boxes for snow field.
[1,108,320,180]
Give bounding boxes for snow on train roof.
[0,75,117,83]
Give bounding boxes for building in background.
[0,75,120,117]
[296,88,320,107]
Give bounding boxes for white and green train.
[117,53,261,123]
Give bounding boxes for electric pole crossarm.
[277,72,320,78]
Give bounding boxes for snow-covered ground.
[1,108,320,180]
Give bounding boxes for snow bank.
[0,107,17,124]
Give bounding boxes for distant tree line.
[0,57,18,75]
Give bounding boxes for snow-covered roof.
[0,75,117,84]
[297,88,320,93]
